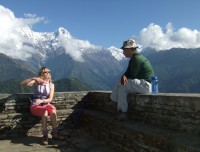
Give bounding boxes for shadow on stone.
[56,93,90,139]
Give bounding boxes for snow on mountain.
[54,27,72,39]
[17,26,122,58]
[13,26,125,68]
[0,26,127,90]
[108,46,125,61]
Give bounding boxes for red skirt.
[30,104,56,117]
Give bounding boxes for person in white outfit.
[110,39,154,120]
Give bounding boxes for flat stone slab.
[0,129,116,152]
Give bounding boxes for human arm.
[121,59,131,85]
[20,77,48,86]
[122,54,142,83]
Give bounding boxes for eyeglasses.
[43,71,51,74]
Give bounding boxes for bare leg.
[42,110,48,131]
[50,109,57,128]
[50,110,64,140]
[42,110,48,145]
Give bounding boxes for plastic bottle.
[151,76,158,94]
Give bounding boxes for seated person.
[20,67,63,145]
[110,39,154,120]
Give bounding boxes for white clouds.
[57,27,99,62]
[58,34,85,62]
[0,5,47,60]
[1,4,200,62]
[0,5,97,62]
[59,35,100,61]
[23,13,47,27]
[137,23,200,50]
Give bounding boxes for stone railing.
[1,91,200,152]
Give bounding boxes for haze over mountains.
[1,26,200,93]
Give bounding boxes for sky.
[1,0,200,50]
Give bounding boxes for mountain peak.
[54,27,71,38]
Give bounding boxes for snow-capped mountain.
[108,46,125,61]
[4,27,127,90]
[2,26,200,93]
[16,26,125,65]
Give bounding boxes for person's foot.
[116,112,128,121]
[42,135,48,145]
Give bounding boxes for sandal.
[42,135,48,145]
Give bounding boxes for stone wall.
[129,93,200,135]
[0,92,89,138]
[1,91,200,151]
[83,92,200,152]
[86,92,200,135]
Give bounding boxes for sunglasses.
[43,71,51,74]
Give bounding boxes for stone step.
[3,100,86,113]
[0,108,85,138]
[81,109,200,152]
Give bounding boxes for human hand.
[34,77,48,85]
[121,75,128,85]
[34,99,44,105]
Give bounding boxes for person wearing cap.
[110,39,154,120]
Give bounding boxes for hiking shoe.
[42,135,48,145]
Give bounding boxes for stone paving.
[0,129,116,152]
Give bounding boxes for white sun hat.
[121,39,138,49]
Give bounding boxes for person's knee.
[49,109,57,116]
[43,110,48,116]
[51,109,56,114]
[130,79,141,85]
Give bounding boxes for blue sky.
[1,0,200,49]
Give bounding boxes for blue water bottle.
[151,76,158,94]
